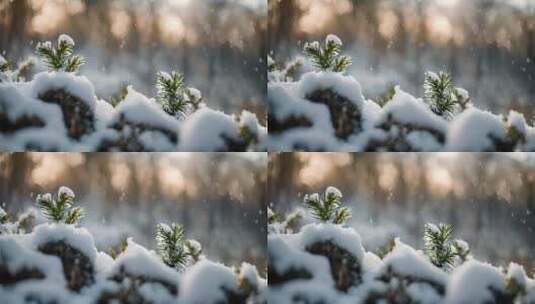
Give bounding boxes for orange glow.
[378,10,399,40]
[427,14,454,44]
[159,11,186,44]
[110,9,131,39]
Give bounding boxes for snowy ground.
[268,187,535,304]
[0,35,266,152]
[0,185,267,304]
[268,36,535,152]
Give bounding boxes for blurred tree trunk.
[5,0,31,55]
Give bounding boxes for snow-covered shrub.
[0,207,35,235]
[269,188,535,303]
[268,34,534,152]
[0,35,266,152]
[0,187,267,303]
[268,55,302,83]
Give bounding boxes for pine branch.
[155,222,202,271]
[0,206,8,224]
[35,186,83,225]
[423,71,464,119]
[35,35,84,72]
[0,55,8,73]
[423,223,457,270]
[267,55,303,82]
[156,71,202,118]
[303,187,351,224]
[303,35,352,73]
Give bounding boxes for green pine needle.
[156,71,202,118]
[303,187,351,224]
[0,207,8,224]
[424,223,470,270]
[423,71,460,119]
[303,35,352,73]
[35,35,84,73]
[155,222,202,271]
[35,187,84,225]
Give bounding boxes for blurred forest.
[269,0,535,119]
[269,152,535,274]
[0,0,267,118]
[0,152,267,270]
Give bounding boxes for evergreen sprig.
[0,54,35,83]
[0,55,8,73]
[303,187,351,224]
[155,222,202,271]
[35,186,84,225]
[156,71,202,119]
[424,223,470,270]
[36,35,85,72]
[423,71,463,119]
[303,35,352,73]
[0,206,8,224]
[267,55,303,82]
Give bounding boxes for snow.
[378,86,448,134]
[1,217,265,303]
[298,72,365,108]
[187,87,202,100]
[268,233,335,285]
[58,34,75,46]
[267,57,535,151]
[30,223,97,263]
[0,237,66,284]
[507,262,527,287]
[239,262,262,287]
[179,260,239,303]
[58,186,75,199]
[268,206,535,303]
[446,108,507,151]
[109,238,179,285]
[381,238,447,285]
[326,34,343,46]
[1,69,265,151]
[325,186,343,199]
[507,110,527,135]
[455,87,469,100]
[179,107,241,151]
[446,260,505,304]
[31,72,97,110]
[296,223,365,261]
[111,86,180,132]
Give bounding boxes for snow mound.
[446,260,506,304]
[110,86,179,133]
[1,72,265,151]
[179,107,244,151]
[30,223,97,263]
[109,238,178,285]
[268,210,535,303]
[179,260,241,303]
[0,220,266,303]
[31,72,96,110]
[446,108,509,151]
[381,239,447,285]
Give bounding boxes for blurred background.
[0,152,267,272]
[269,152,535,275]
[269,0,535,119]
[0,0,267,119]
